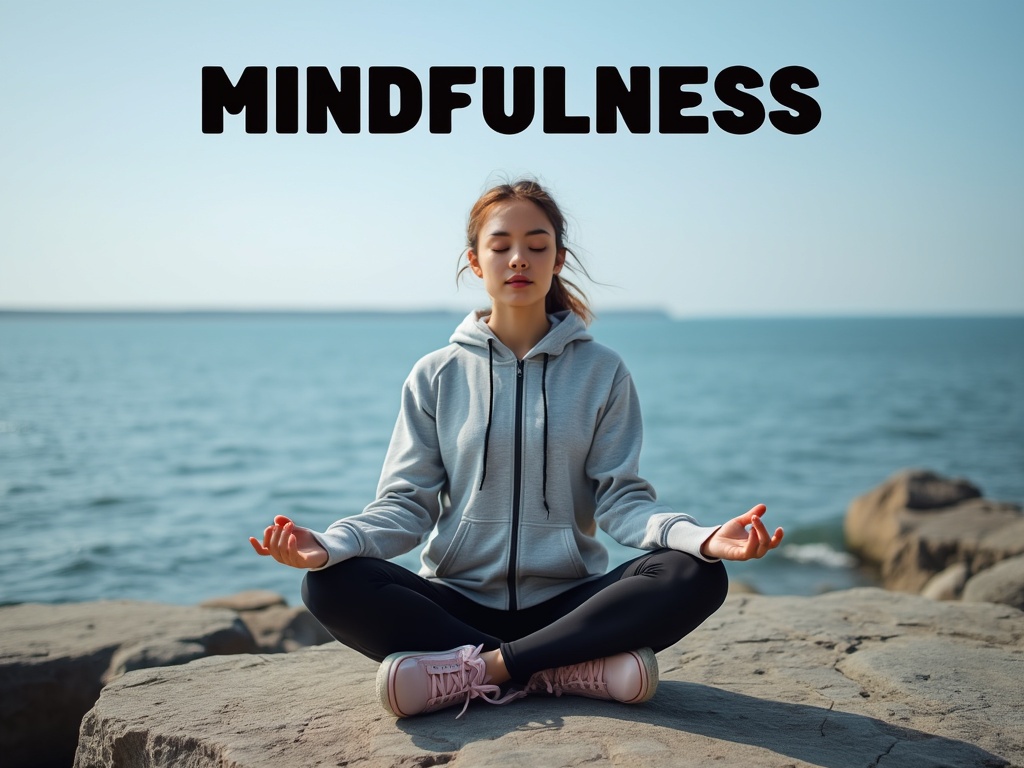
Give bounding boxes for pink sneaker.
[377,644,524,718]
[524,648,659,704]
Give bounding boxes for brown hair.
[458,179,594,324]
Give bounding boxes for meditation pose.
[251,179,783,718]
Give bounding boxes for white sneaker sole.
[376,650,426,718]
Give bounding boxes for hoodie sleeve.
[309,362,446,570]
[587,369,720,562]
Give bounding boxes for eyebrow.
[487,228,552,237]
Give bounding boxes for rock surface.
[844,469,981,564]
[201,590,334,652]
[963,554,1024,610]
[845,469,1024,594]
[920,561,969,601]
[0,600,257,768]
[74,589,1024,768]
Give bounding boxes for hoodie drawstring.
[479,338,494,491]
[541,353,551,517]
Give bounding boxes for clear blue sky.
[2,1,1021,316]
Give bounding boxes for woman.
[250,179,783,719]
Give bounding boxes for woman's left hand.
[701,504,784,561]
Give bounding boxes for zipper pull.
[517,360,524,377]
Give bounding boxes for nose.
[508,248,529,269]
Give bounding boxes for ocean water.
[1,313,1021,608]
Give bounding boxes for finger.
[274,514,294,527]
[751,516,771,552]
[282,523,297,565]
[262,525,274,550]
[267,522,286,559]
[769,527,785,548]
[285,532,301,566]
[249,536,269,555]
[743,517,770,559]
[743,525,761,559]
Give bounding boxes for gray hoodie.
[311,309,719,610]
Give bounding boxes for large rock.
[844,469,981,563]
[845,469,1024,592]
[74,589,1023,768]
[201,590,334,653]
[920,561,970,601]
[0,600,257,768]
[963,554,1024,610]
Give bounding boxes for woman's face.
[467,200,565,313]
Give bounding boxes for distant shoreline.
[2,309,1021,321]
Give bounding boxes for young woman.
[250,179,783,719]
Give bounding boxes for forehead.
[481,200,554,236]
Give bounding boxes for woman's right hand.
[249,515,329,570]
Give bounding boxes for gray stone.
[235,603,335,652]
[920,561,969,600]
[0,600,257,768]
[882,499,1024,592]
[201,590,334,653]
[727,579,760,595]
[976,519,1024,573]
[844,470,1024,592]
[200,589,288,612]
[844,469,981,564]
[74,589,1023,768]
[963,554,1024,610]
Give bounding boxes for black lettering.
[368,66,422,134]
[595,67,651,134]
[429,67,476,134]
[658,67,708,134]
[543,67,590,134]
[769,66,821,134]
[202,66,268,134]
[481,67,535,134]
[276,67,299,134]
[307,67,360,133]
[713,66,765,135]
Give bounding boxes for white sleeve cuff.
[666,520,722,563]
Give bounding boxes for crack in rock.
[818,701,835,737]
[869,738,898,767]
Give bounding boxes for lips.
[506,276,532,285]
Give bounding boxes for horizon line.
[1,307,1022,321]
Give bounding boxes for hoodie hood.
[450,308,593,359]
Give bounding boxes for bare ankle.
[480,649,510,685]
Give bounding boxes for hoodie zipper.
[507,358,525,611]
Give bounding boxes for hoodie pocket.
[518,522,590,580]
[432,518,508,583]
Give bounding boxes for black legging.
[302,548,728,682]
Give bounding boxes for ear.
[467,249,483,278]
[553,249,566,275]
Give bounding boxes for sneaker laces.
[529,657,608,697]
[427,644,525,718]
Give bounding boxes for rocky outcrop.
[0,600,258,768]
[845,469,1024,596]
[200,590,334,652]
[74,589,1023,768]
[963,553,1024,610]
